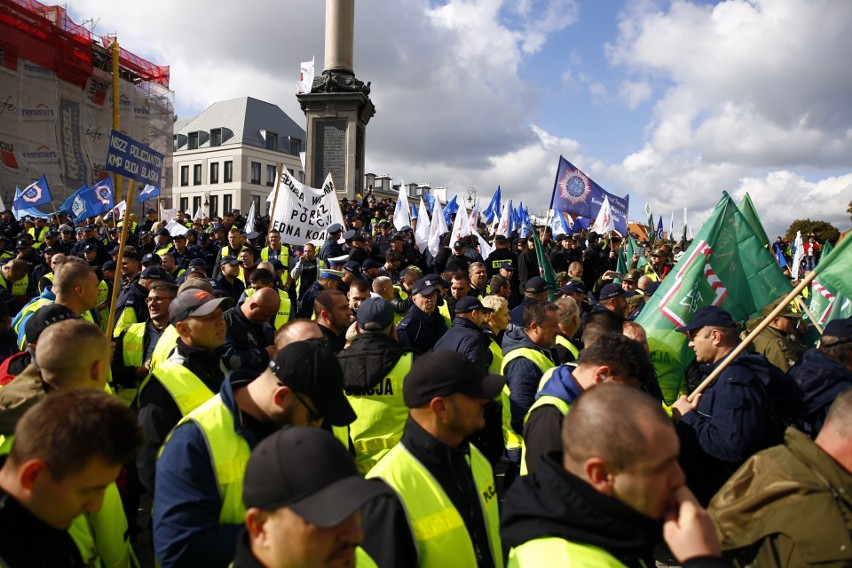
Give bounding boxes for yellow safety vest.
[28,226,48,247]
[97,280,109,331]
[345,353,412,475]
[500,348,555,451]
[487,337,503,374]
[366,443,503,568]
[555,334,579,360]
[38,271,54,293]
[115,322,146,406]
[519,367,572,476]
[244,288,292,330]
[260,245,289,262]
[0,274,29,297]
[171,393,250,524]
[149,325,179,373]
[155,244,173,257]
[437,302,452,329]
[140,360,214,417]
[15,303,98,350]
[508,537,635,567]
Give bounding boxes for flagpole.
[688,271,818,402]
[269,163,284,231]
[106,180,136,339]
[795,296,824,335]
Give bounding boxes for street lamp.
[467,186,477,207]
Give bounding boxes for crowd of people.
[0,191,848,568]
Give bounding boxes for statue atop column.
[310,0,371,95]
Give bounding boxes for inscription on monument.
[314,120,347,191]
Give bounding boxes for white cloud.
[619,79,652,110]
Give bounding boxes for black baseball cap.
[356,297,394,330]
[25,304,77,344]
[599,283,634,301]
[268,339,355,426]
[676,305,738,333]
[169,289,234,325]
[141,266,170,281]
[404,351,505,408]
[411,277,438,297]
[560,281,586,295]
[242,426,389,526]
[454,296,494,314]
[141,253,162,266]
[525,276,552,293]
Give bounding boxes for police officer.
[319,223,345,263]
[396,276,447,354]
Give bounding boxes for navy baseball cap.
[560,281,586,295]
[404,351,505,408]
[676,305,738,333]
[357,297,394,330]
[599,283,634,301]
[454,296,494,314]
[525,277,552,293]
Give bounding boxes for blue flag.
[520,205,531,238]
[573,216,590,233]
[423,191,435,214]
[71,177,114,220]
[550,156,630,235]
[59,184,87,215]
[410,203,418,220]
[482,186,501,224]
[656,216,664,241]
[138,183,161,203]
[13,175,52,210]
[443,196,458,225]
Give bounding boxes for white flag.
[393,181,410,231]
[414,199,431,253]
[791,230,804,280]
[159,206,176,224]
[194,206,205,221]
[590,195,615,235]
[469,200,480,229]
[165,219,189,236]
[669,211,675,240]
[245,201,256,234]
[496,203,511,238]
[297,56,315,94]
[427,198,449,257]
[450,200,473,244]
[113,200,126,221]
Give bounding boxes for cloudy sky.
[67,0,852,238]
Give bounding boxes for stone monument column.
[298,0,374,200]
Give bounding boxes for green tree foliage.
[785,219,840,245]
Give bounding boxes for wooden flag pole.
[688,271,818,402]
[106,179,135,339]
[795,296,824,335]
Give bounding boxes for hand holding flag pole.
[795,296,823,334]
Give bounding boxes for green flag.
[616,240,629,275]
[738,193,771,248]
[647,213,656,246]
[533,229,557,299]
[633,235,648,268]
[813,234,852,300]
[818,240,833,266]
[636,192,792,404]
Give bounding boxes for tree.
[785,219,840,245]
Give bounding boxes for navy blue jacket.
[433,317,492,370]
[501,327,555,436]
[153,371,261,568]
[396,305,446,355]
[789,347,852,438]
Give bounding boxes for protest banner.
[268,168,345,245]
[549,155,629,235]
[105,130,163,186]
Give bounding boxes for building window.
[188,132,199,150]
[180,197,188,212]
[192,196,202,216]
[193,164,202,185]
[287,168,294,176]
[209,195,219,218]
[173,135,179,152]
[267,164,277,187]
[288,137,301,155]
[250,161,261,184]
[252,195,261,217]
[223,193,233,214]
[180,165,189,187]
[210,128,222,147]
[210,162,219,184]
[224,161,233,183]
[265,132,278,151]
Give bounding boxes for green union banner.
[636,192,792,404]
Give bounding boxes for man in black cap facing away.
[434,296,494,370]
[319,223,345,263]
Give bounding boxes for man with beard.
[502,384,727,567]
[313,289,353,354]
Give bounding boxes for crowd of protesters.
[0,189,848,568]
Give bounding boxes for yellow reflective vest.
[149,325,179,373]
[0,273,29,297]
[244,287,291,330]
[367,443,503,568]
[172,393,250,524]
[500,348,555,451]
[139,360,214,417]
[115,322,146,406]
[555,334,579,360]
[345,353,412,475]
[508,537,633,567]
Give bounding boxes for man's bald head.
[35,320,110,390]
[274,319,323,351]
[243,287,281,324]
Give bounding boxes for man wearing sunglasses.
[153,339,355,568]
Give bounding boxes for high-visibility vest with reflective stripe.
[508,537,632,568]
[142,360,214,417]
[28,226,48,247]
[519,384,572,476]
[437,302,452,329]
[346,353,411,475]
[149,325,179,373]
[244,288,291,330]
[0,274,29,297]
[487,337,503,374]
[500,348,555,451]
[555,334,579,360]
[366,443,503,568]
[171,393,250,524]
[39,271,54,293]
[116,322,146,406]
[155,245,173,258]
[260,246,289,263]
[12,297,51,336]
[295,259,324,294]
[15,302,98,350]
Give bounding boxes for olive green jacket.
[709,427,852,567]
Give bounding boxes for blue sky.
[67,0,851,238]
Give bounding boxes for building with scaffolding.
[0,0,174,214]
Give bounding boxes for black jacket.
[0,488,84,567]
[222,306,274,372]
[789,347,852,438]
[338,332,411,393]
[502,453,730,568]
[396,305,446,355]
[433,317,492,370]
